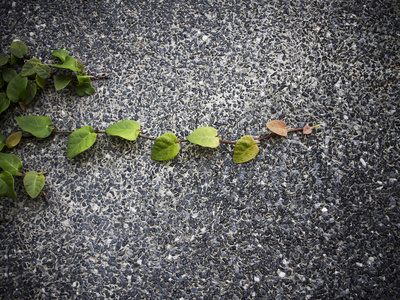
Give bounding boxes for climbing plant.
[0,41,321,203]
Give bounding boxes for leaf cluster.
[0,40,95,114]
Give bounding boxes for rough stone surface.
[1,0,399,298]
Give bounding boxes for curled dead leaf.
[303,125,312,135]
[267,120,287,136]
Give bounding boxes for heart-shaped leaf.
[6,131,22,148]
[10,41,28,59]
[187,127,219,148]
[54,74,72,91]
[52,49,70,63]
[0,93,10,115]
[6,74,27,103]
[151,132,180,161]
[23,171,45,198]
[303,125,312,134]
[105,120,140,141]
[267,120,288,137]
[67,126,97,158]
[0,133,6,151]
[233,135,260,164]
[15,115,53,138]
[0,152,23,175]
[52,55,78,72]
[0,171,17,199]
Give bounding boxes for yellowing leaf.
[233,135,259,164]
[267,120,287,136]
[6,131,22,148]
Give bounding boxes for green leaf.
[6,74,27,103]
[52,55,78,72]
[2,68,17,82]
[6,131,22,148]
[10,41,28,59]
[105,120,140,141]
[21,58,41,77]
[0,133,6,151]
[76,75,90,84]
[67,126,97,158]
[0,152,23,175]
[0,76,4,89]
[151,132,180,161]
[187,127,219,148]
[74,82,95,96]
[21,58,51,80]
[35,75,47,89]
[10,53,20,65]
[233,135,260,164]
[24,80,37,105]
[0,171,17,199]
[0,53,8,66]
[0,93,10,115]
[52,49,70,63]
[54,74,72,91]
[15,115,53,138]
[23,171,45,199]
[35,63,51,79]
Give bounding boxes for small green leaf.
[24,80,37,105]
[151,132,180,161]
[0,152,23,175]
[23,171,45,199]
[0,171,17,199]
[0,53,8,66]
[54,74,72,91]
[0,93,10,115]
[187,127,219,148]
[52,49,70,63]
[10,41,28,59]
[67,126,97,158]
[2,68,17,82]
[6,74,27,103]
[6,131,22,148]
[15,115,53,138]
[52,55,78,72]
[105,120,140,141]
[35,75,47,89]
[0,133,6,151]
[233,135,260,164]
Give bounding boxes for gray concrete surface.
[1,0,399,298]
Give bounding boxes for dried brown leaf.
[303,125,312,135]
[267,120,287,136]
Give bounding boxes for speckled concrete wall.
[1,0,399,298]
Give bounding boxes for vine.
[0,41,321,203]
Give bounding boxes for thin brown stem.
[138,133,157,141]
[219,139,236,144]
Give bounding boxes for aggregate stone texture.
[0,0,399,298]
